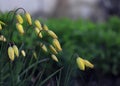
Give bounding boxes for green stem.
[9,61,14,86]
[19,58,49,77]
[39,67,63,86]
[57,69,62,86]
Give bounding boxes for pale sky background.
[0,0,104,20]
[0,0,57,14]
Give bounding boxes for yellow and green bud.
[16,14,23,24]
[52,39,62,51]
[40,43,48,53]
[13,45,19,57]
[47,30,58,39]
[51,54,58,62]
[34,27,42,38]
[84,60,94,68]
[0,24,2,30]
[35,27,40,34]
[49,45,58,54]
[16,23,24,34]
[0,35,6,42]
[38,32,43,38]
[8,46,15,61]
[21,50,26,57]
[76,57,85,71]
[43,24,49,30]
[25,12,32,25]
[34,20,42,30]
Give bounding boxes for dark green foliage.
[45,17,120,75]
[0,12,63,86]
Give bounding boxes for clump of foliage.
[0,8,64,86]
[0,8,94,86]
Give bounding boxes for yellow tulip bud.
[3,37,6,42]
[34,20,42,30]
[34,27,43,38]
[0,24,2,30]
[16,14,23,24]
[76,57,85,71]
[13,45,19,57]
[51,54,58,62]
[21,50,26,57]
[49,45,58,54]
[16,23,24,34]
[0,35,6,42]
[40,43,48,53]
[35,27,40,34]
[52,39,62,51]
[8,46,15,61]
[84,60,94,68]
[25,12,32,25]
[38,32,43,38]
[43,24,49,30]
[47,30,58,39]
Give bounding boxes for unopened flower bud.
[84,60,94,68]
[0,24,2,30]
[25,12,32,25]
[16,14,23,24]
[21,50,26,57]
[49,45,58,54]
[76,57,85,71]
[47,30,58,39]
[16,23,24,34]
[51,54,58,62]
[40,43,48,53]
[34,20,42,30]
[38,32,43,38]
[43,24,49,30]
[35,27,40,34]
[0,35,6,42]
[8,46,15,61]
[52,39,62,51]
[13,45,19,57]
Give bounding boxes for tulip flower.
[76,57,85,71]
[52,39,62,51]
[47,30,58,39]
[8,46,15,61]
[40,43,48,53]
[16,14,23,24]
[16,23,24,34]
[34,20,42,30]
[21,50,26,57]
[51,54,58,62]
[0,24,2,30]
[43,24,49,30]
[84,60,94,68]
[49,45,58,54]
[25,12,32,25]
[13,45,19,57]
